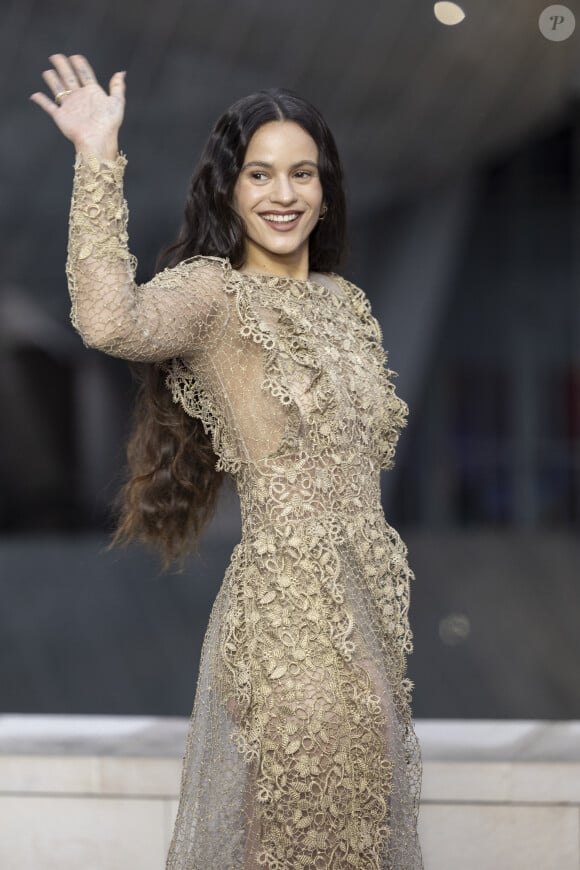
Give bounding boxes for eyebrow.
[241,159,319,171]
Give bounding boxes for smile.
[260,212,302,223]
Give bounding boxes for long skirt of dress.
[166,519,423,870]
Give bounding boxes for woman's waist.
[238,494,386,539]
[238,462,380,512]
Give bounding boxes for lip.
[258,211,304,232]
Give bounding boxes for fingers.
[29,91,59,117]
[48,54,83,92]
[39,54,99,100]
[41,68,66,99]
[109,71,126,100]
[69,55,98,86]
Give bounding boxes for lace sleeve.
[65,152,228,362]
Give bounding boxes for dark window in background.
[0,348,133,533]
[0,349,77,531]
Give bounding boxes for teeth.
[262,213,300,223]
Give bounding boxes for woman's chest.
[245,283,387,438]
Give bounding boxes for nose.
[270,173,297,205]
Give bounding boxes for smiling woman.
[31,54,423,869]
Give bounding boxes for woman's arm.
[31,54,227,362]
[65,150,228,360]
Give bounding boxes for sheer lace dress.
[66,151,423,869]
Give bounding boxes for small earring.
[319,203,328,221]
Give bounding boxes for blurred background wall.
[1,0,579,719]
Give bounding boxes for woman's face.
[232,120,324,276]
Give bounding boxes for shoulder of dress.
[325,272,376,322]
[178,254,231,273]
[155,254,232,285]
[326,271,364,294]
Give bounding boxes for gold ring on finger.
[54,89,73,106]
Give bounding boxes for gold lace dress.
[66,152,423,869]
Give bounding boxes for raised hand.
[30,54,125,160]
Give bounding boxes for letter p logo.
[539,5,576,41]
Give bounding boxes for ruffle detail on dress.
[159,257,241,473]
[162,355,242,474]
[336,275,410,470]
[223,266,331,458]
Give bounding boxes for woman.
[31,55,423,869]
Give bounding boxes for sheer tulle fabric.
[66,152,423,869]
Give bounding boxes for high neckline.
[232,266,331,291]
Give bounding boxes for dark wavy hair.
[110,88,348,570]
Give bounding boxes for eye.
[294,169,313,179]
[250,171,268,181]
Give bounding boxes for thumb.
[109,70,126,99]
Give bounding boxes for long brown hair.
[110,88,348,570]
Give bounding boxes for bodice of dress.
[164,267,408,534]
